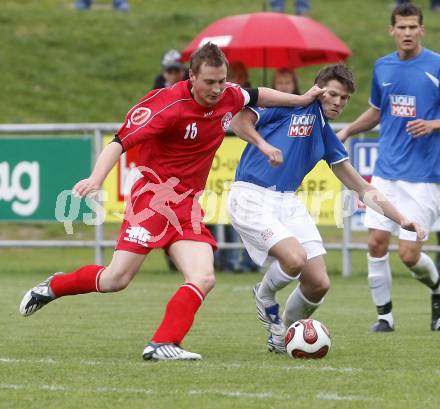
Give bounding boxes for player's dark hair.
[391,3,423,25]
[314,64,356,94]
[190,42,228,75]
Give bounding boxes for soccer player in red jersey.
[19,43,324,361]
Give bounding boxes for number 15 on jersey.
[184,122,198,139]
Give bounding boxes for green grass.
[1,0,439,124]
[1,248,440,408]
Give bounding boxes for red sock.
[50,265,105,297]
[152,283,205,345]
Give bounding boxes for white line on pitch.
[0,356,363,374]
[188,389,291,399]
[0,383,289,399]
[316,392,373,401]
[0,357,56,364]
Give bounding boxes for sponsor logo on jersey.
[124,226,151,247]
[288,114,316,137]
[204,110,214,117]
[130,107,152,126]
[221,112,233,131]
[389,94,416,117]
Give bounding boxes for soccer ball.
[284,319,331,359]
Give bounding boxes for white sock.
[410,252,440,294]
[257,260,297,307]
[368,253,394,326]
[282,285,323,328]
[378,312,394,327]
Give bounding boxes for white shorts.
[364,176,440,241]
[228,182,326,266]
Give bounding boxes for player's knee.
[281,251,307,276]
[314,276,330,298]
[106,269,133,292]
[199,270,216,294]
[368,237,388,258]
[399,249,419,267]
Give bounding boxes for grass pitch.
[1,248,440,409]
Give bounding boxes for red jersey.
[116,80,246,195]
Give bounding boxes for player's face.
[189,63,228,107]
[319,80,351,120]
[273,74,295,94]
[389,15,424,58]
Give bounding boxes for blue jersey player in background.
[228,64,424,353]
[338,3,440,332]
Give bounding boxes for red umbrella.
[181,12,351,69]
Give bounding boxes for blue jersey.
[370,48,440,182]
[235,101,348,192]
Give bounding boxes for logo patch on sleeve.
[389,95,416,117]
[131,107,152,125]
[288,114,316,137]
[221,112,233,131]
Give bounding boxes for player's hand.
[406,119,434,138]
[72,178,101,198]
[298,85,326,106]
[258,141,283,167]
[400,218,426,241]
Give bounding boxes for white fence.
[1,123,439,276]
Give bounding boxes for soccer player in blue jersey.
[338,4,440,332]
[228,64,424,353]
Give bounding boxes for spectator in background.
[152,49,188,90]
[227,62,251,88]
[272,68,300,94]
[75,0,129,11]
[268,0,310,15]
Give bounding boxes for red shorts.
[115,179,217,255]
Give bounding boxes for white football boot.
[142,342,202,361]
[252,283,286,353]
[19,273,61,317]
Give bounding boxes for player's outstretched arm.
[73,141,123,197]
[332,160,425,240]
[336,107,380,142]
[231,109,283,167]
[256,85,325,108]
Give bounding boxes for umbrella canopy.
[181,12,351,69]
